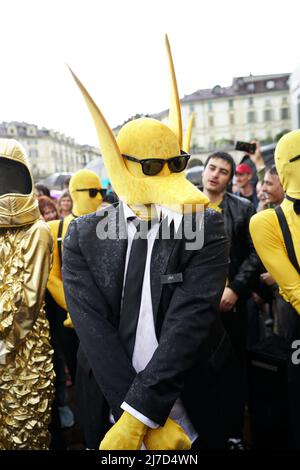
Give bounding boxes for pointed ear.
[165,34,183,149]
[183,112,195,153]
[67,66,126,178]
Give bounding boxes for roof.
[0,121,100,152]
[113,73,290,129]
[182,73,290,103]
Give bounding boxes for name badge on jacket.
[161,273,183,284]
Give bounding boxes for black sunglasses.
[122,150,190,176]
[75,188,107,198]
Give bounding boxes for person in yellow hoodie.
[47,169,104,379]
[0,138,54,449]
[62,36,231,450]
[47,169,104,322]
[250,130,300,341]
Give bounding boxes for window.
[208,115,214,127]
[208,101,213,111]
[281,108,289,120]
[189,105,194,113]
[8,127,17,136]
[212,85,223,95]
[29,148,38,159]
[264,109,272,122]
[228,99,234,109]
[248,97,253,106]
[266,80,275,90]
[247,83,255,92]
[229,113,235,125]
[27,127,37,136]
[247,111,256,123]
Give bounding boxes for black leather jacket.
[219,192,260,297]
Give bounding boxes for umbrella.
[41,172,73,190]
[185,165,204,187]
[85,157,108,181]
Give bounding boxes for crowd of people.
[27,142,289,450]
[1,36,300,452]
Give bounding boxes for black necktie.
[119,220,149,359]
[286,195,300,215]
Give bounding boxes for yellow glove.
[144,418,191,450]
[63,312,74,328]
[99,411,148,450]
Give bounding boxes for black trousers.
[75,363,110,449]
[221,300,248,439]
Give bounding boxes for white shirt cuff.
[121,402,159,429]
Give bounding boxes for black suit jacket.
[62,203,230,433]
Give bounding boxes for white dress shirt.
[119,203,198,444]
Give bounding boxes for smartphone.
[235,141,257,154]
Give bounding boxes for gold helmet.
[0,139,40,227]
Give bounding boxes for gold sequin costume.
[0,139,54,450]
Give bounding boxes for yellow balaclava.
[0,138,40,227]
[68,35,209,214]
[275,129,300,199]
[69,169,103,216]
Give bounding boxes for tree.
[275,130,291,142]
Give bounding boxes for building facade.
[156,73,291,162]
[289,65,300,130]
[0,121,101,179]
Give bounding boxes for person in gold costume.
[0,138,54,450]
[250,130,300,340]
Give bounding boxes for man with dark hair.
[204,151,236,179]
[262,165,285,207]
[202,151,261,449]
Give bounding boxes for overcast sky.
[0,0,299,147]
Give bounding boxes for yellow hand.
[63,312,74,328]
[144,418,191,450]
[99,411,148,450]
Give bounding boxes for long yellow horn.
[165,35,182,149]
[67,66,126,191]
[183,112,195,153]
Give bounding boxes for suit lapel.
[94,204,128,323]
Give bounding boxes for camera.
[235,141,257,154]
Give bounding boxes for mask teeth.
[155,205,162,221]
